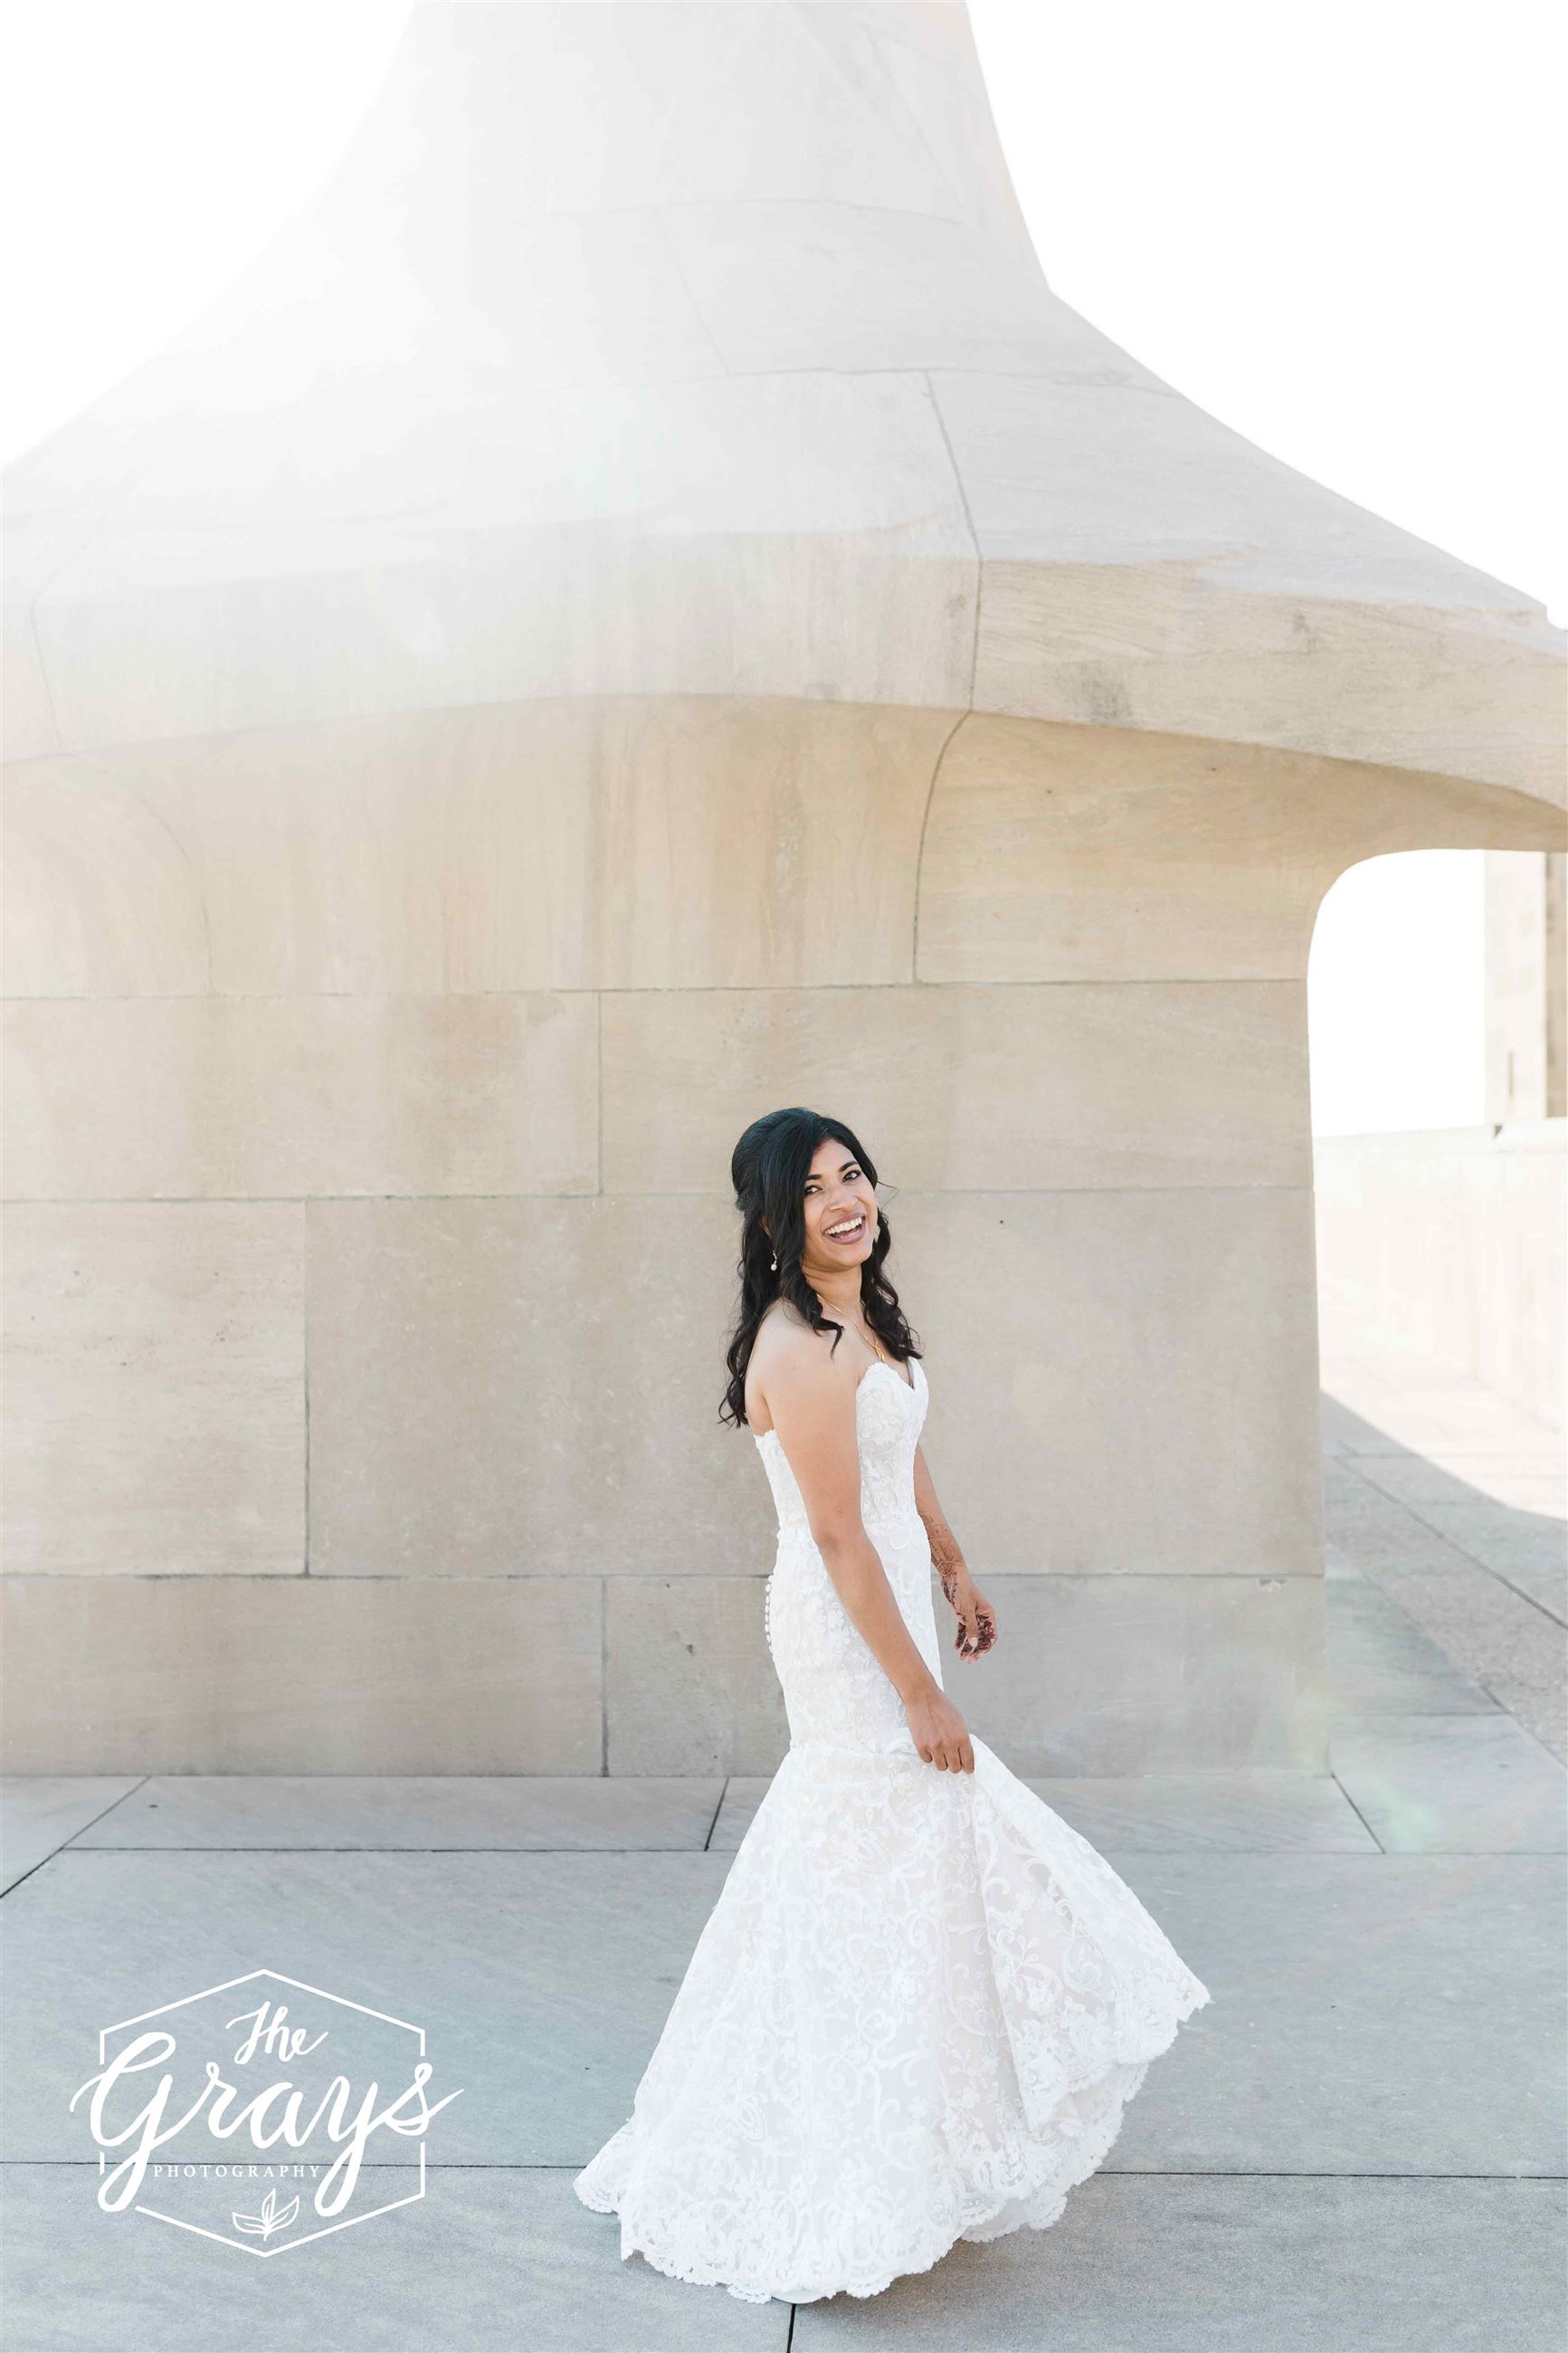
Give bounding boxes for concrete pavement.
[3,1338,1563,2350]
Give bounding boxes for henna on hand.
[917,1496,996,1660]
[953,1587,996,1659]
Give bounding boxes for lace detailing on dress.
[573,1349,1211,2305]
[756,1358,941,1758]
[754,1357,923,1536]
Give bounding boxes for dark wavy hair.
[719,1106,920,1428]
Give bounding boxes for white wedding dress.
[574,1353,1211,2305]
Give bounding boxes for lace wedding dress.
[574,1352,1211,2305]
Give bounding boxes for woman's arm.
[760,1339,974,1771]
[914,1443,997,1660]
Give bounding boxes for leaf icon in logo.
[231,2186,300,2239]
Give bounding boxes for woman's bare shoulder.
[750,1301,851,1393]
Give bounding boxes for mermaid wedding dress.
[574,1352,1211,2305]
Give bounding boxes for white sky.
[3,0,1559,1136]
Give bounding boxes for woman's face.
[795,1137,877,1283]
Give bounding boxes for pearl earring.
[770,1252,778,1272]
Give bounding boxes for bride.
[575,1106,1211,2306]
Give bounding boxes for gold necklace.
[819,1295,888,1363]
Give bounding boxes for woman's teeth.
[825,1215,865,1242]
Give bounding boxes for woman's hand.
[904,1685,974,1773]
[946,1568,997,1661]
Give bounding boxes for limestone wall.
[4,2,1563,1778]
[6,700,1560,1776]
[1315,1123,1566,1431]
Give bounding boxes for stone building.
[4,2,1562,1775]
[1487,852,1566,1125]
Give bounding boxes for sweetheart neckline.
[752,1355,923,1448]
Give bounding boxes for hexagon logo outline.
[73,1965,462,2258]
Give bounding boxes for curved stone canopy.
[4,0,1562,805]
[12,0,1562,1783]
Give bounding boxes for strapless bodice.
[755,1355,928,1541]
[751,1351,938,1751]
